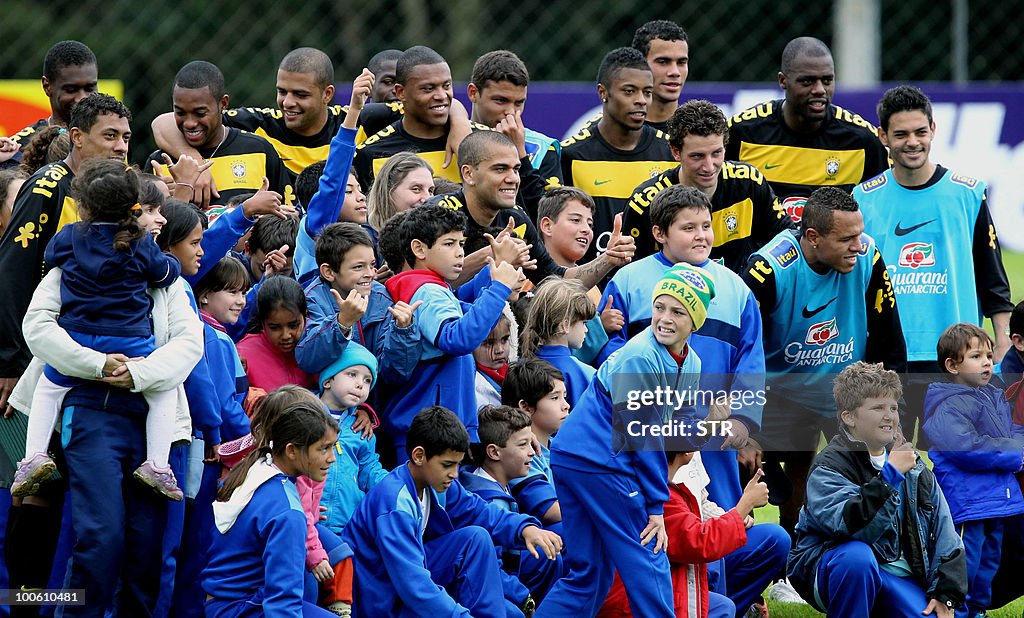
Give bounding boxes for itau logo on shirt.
[897,242,935,269]
[781,196,806,223]
[804,318,839,345]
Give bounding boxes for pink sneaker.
[11,452,58,497]
[133,461,184,501]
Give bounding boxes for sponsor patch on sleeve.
[859,173,887,193]
[768,238,799,269]
[950,173,978,189]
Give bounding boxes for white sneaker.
[766,578,808,604]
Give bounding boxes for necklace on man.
[207,126,228,160]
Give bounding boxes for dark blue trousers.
[56,404,166,618]
[537,465,673,618]
[153,443,188,618]
[958,518,1004,617]
[815,541,931,617]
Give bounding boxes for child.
[788,361,967,618]
[0,167,27,238]
[598,184,764,510]
[503,358,569,527]
[599,453,772,618]
[474,307,518,409]
[194,254,255,457]
[295,222,419,385]
[381,204,521,458]
[523,278,596,408]
[537,263,716,618]
[292,70,375,281]
[316,343,390,615]
[12,160,185,500]
[237,276,315,392]
[534,187,615,363]
[998,300,1024,385]
[202,399,340,617]
[462,405,565,607]
[923,324,1024,618]
[341,406,562,618]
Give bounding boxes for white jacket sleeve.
[125,279,203,393]
[21,268,106,379]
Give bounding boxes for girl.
[366,152,434,232]
[18,124,70,175]
[203,399,340,618]
[12,160,184,500]
[191,255,255,463]
[523,278,597,408]
[474,305,519,408]
[237,276,314,392]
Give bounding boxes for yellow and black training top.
[149,127,294,207]
[726,99,889,222]
[560,124,676,263]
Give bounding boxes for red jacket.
[597,481,748,618]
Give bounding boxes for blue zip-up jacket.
[202,472,308,617]
[922,381,1024,523]
[296,278,419,385]
[551,327,703,515]
[598,252,765,430]
[293,126,358,280]
[788,429,967,611]
[507,444,559,523]
[202,321,252,442]
[534,344,595,408]
[341,463,540,618]
[47,222,180,337]
[382,271,511,443]
[320,406,389,534]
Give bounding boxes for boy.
[788,361,967,618]
[316,342,389,615]
[342,406,562,618]
[599,453,775,618]
[535,187,613,363]
[382,204,521,458]
[503,358,569,527]
[922,324,1024,618]
[997,300,1024,385]
[461,405,565,608]
[537,263,715,618]
[598,184,764,510]
[295,222,419,385]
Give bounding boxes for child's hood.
[924,380,996,413]
[384,269,448,304]
[213,457,282,534]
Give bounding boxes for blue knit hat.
[318,342,379,393]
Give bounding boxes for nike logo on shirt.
[802,297,837,319]
[894,219,935,236]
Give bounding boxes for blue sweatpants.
[174,461,221,618]
[154,443,189,618]
[537,465,674,618]
[712,523,790,612]
[57,404,167,618]
[205,590,335,617]
[707,591,736,618]
[402,526,507,618]
[517,545,564,602]
[701,444,741,509]
[815,541,931,617]
[958,518,1004,618]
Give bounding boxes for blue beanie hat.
[318,342,379,393]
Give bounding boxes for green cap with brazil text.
[652,263,716,330]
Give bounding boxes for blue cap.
[318,342,379,393]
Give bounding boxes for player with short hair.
[726,37,889,225]
[854,84,1013,439]
[631,20,690,131]
[624,99,794,271]
[367,49,402,103]
[561,47,675,264]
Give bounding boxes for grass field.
[758,251,1024,617]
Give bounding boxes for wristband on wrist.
[176,182,195,192]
